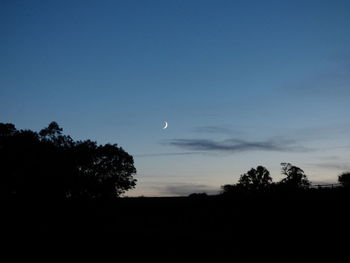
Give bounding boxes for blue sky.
[1,0,350,196]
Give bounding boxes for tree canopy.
[237,166,272,191]
[221,166,272,194]
[279,163,310,189]
[338,172,350,188]
[0,122,137,200]
[221,163,316,195]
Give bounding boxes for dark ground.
[3,189,349,262]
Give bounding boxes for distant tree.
[0,123,16,137]
[237,166,272,191]
[338,172,350,188]
[221,184,237,194]
[0,121,137,200]
[279,163,310,189]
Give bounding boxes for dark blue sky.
[1,0,350,196]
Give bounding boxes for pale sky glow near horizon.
[1,0,350,196]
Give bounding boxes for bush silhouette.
[338,172,350,188]
[0,122,137,200]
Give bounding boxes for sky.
[1,0,350,196]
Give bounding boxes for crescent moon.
[163,121,168,129]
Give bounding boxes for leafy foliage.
[0,122,137,200]
[237,166,272,191]
[221,166,272,194]
[279,162,310,189]
[338,172,350,188]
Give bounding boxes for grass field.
[3,189,349,262]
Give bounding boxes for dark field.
[3,189,349,262]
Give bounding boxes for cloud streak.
[134,152,201,157]
[286,54,350,95]
[192,125,238,135]
[168,138,309,153]
[314,162,350,171]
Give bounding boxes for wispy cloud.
[168,138,309,153]
[314,162,350,171]
[286,54,350,95]
[192,125,239,135]
[134,152,201,157]
[293,123,350,139]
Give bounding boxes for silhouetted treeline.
[2,120,350,262]
[220,163,349,196]
[0,122,137,201]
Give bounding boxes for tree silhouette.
[237,166,272,191]
[0,125,42,198]
[72,141,137,198]
[0,121,137,200]
[279,163,310,189]
[221,184,237,194]
[338,172,350,188]
[0,123,16,136]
